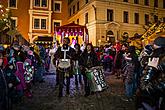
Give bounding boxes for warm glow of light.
[0,5,3,8]
[98,39,101,43]
[3,45,8,48]
[6,8,9,11]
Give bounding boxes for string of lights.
[0,4,9,19]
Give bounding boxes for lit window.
[9,0,17,8]
[54,1,62,13]
[34,0,47,7]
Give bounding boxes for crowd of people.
[0,42,47,110]
[0,35,165,110]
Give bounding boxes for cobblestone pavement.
[13,72,136,110]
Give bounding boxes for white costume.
[48,48,57,73]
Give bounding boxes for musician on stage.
[54,37,75,97]
[79,43,100,97]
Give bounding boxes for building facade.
[0,0,68,43]
[67,0,165,46]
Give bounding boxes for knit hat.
[154,37,165,47]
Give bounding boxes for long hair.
[83,43,95,53]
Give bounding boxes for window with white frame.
[34,0,47,7]
[9,0,17,8]
[11,17,17,29]
[53,20,61,32]
[41,19,46,29]
[33,17,47,30]
[54,1,62,13]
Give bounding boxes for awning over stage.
[54,23,89,45]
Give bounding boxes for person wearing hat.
[137,36,165,109]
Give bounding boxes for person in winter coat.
[4,63,20,109]
[74,43,82,86]
[0,53,8,110]
[122,46,138,102]
[15,62,26,98]
[137,36,165,110]
[79,43,100,97]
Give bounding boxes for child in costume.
[24,59,34,98]
[15,62,26,99]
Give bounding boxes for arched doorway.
[106,30,115,43]
[105,21,120,43]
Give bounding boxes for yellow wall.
[67,0,165,46]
